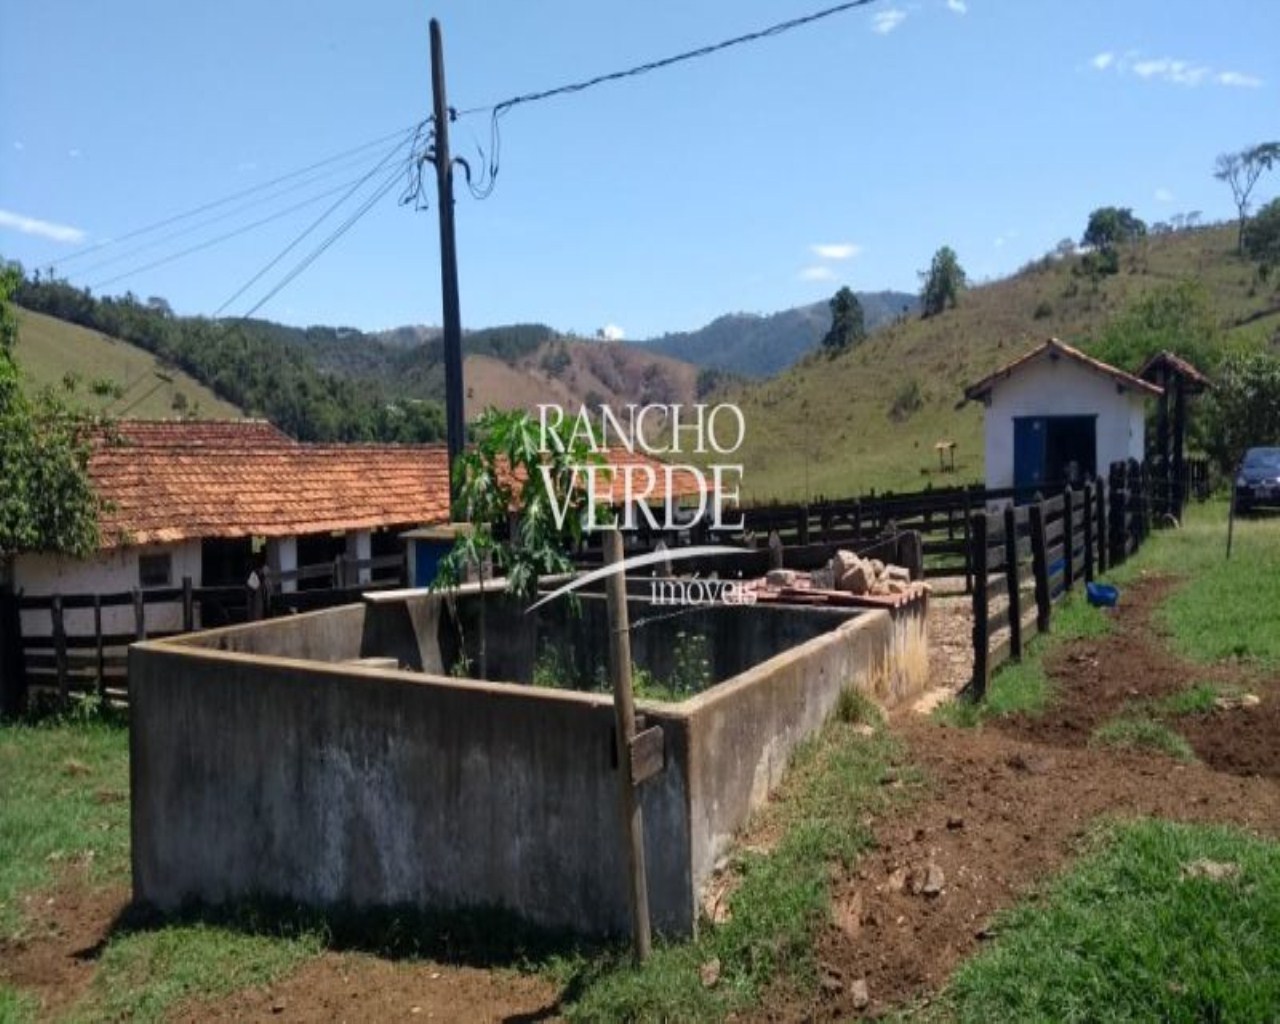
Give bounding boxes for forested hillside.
[14,278,445,441]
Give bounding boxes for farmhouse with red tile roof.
[12,419,708,636]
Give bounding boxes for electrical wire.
[52,124,422,269]
[86,176,381,292]
[236,154,415,320]
[215,125,424,316]
[449,0,883,198]
[72,144,408,280]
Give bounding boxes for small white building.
[964,338,1162,493]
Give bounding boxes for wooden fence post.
[1062,487,1075,593]
[962,487,974,595]
[1095,480,1108,575]
[970,513,989,701]
[1082,482,1095,584]
[1003,504,1022,661]
[133,588,147,642]
[1109,463,1126,566]
[182,576,194,633]
[1029,499,1050,634]
[51,594,69,705]
[1,589,28,717]
[93,594,105,701]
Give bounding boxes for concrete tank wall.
[130,589,929,937]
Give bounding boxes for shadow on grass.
[100,896,606,972]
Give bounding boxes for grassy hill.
[14,308,243,419]
[730,224,1280,503]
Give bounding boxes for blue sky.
[1,0,1276,339]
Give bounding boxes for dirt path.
[755,573,1280,1020]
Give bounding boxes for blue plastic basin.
[1087,581,1119,607]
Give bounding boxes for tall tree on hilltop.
[1214,142,1280,254]
[1082,207,1147,250]
[919,246,967,318]
[821,286,866,352]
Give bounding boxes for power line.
[450,0,883,197]
[51,123,421,269]
[73,144,406,280]
[237,156,414,320]
[86,175,382,291]
[216,126,423,316]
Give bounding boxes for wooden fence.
[2,552,407,713]
[969,462,1152,699]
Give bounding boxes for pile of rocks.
[830,550,914,596]
[765,550,916,596]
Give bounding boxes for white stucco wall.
[15,540,202,637]
[982,354,1149,491]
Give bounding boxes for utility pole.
[429,17,466,520]
[604,529,652,961]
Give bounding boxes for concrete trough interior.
[129,583,929,937]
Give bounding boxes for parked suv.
[1234,447,1280,514]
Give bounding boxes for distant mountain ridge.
[635,290,918,378]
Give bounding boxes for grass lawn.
[932,819,1280,1023]
[0,716,323,1022]
[1108,500,1280,668]
[0,718,130,935]
[935,593,1110,727]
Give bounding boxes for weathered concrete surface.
[130,589,928,937]
[680,598,929,895]
[130,646,694,936]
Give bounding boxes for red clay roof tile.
[91,420,709,547]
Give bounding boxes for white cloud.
[870,8,907,34]
[598,324,625,341]
[1217,70,1263,88]
[12,141,24,152]
[0,208,87,244]
[946,0,967,13]
[1155,187,1175,203]
[1091,51,1260,89]
[1132,58,1209,86]
[811,242,862,260]
[799,265,836,282]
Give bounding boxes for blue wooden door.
[1013,417,1046,495]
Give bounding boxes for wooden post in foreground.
[603,528,652,962]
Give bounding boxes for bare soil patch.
[751,573,1280,1020]
[172,953,562,1024]
[993,573,1280,778]
[0,872,129,1020]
